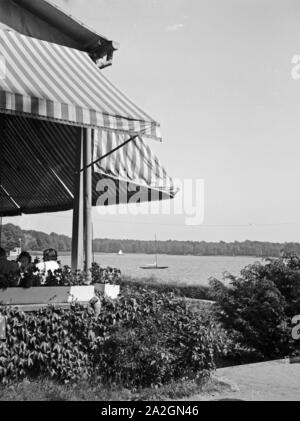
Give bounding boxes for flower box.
[0,286,95,306]
[0,284,120,310]
[95,284,120,300]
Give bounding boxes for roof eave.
[0,0,119,67]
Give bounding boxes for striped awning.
[93,130,176,205]
[0,28,177,217]
[0,116,177,217]
[0,28,161,140]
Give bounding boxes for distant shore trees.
[1,223,300,257]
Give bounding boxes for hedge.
[0,287,225,387]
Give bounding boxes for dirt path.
[189,360,300,401]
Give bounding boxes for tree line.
[1,223,300,257]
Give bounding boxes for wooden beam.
[71,128,84,271]
[84,128,93,283]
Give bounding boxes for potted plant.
[0,264,121,307]
[90,263,121,300]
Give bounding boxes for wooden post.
[84,128,93,283]
[71,128,84,271]
[0,114,4,227]
[71,127,93,281]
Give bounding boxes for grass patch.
[120,276,213,301]
[0,376,232,401]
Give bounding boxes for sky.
[5,0,300,242]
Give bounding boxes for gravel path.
[190,360,300,401]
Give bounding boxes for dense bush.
[210,254,300,359]
[0,305,94,383]
[94,287,221,388]
[0,287,223,387]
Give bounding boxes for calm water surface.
[59,254,262,286]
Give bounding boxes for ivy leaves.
[0,288,222,387]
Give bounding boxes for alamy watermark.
[291,55,300,80]
[95,178,205,226]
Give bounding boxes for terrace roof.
[0,0,118,66]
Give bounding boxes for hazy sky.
[5,0,300,242]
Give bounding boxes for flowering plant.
[0,263,121,289]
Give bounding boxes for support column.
[84,128,93,283]
[71,128,84,271]
[0,114,5,246]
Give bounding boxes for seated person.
[0,247,20,280]
[35,248,60,284]
[15,251,32,286]
[17,251,32,274]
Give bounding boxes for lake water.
[60,254,262,286]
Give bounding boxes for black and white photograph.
[0,0,300,404]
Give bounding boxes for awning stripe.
[0,29,161,140]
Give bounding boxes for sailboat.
[140,235,168,270]
[117,250,124,256]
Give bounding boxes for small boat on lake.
[140,234,168,270]
[117,250,124,256]
[140,263,168,270]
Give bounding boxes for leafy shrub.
[210,254,300,359]
[90,263,121,285]
[94,289,218,388]
[0,263,121,289]
[0,305,95,384]
[0,287,222,387]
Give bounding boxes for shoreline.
[27,251,267,259]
